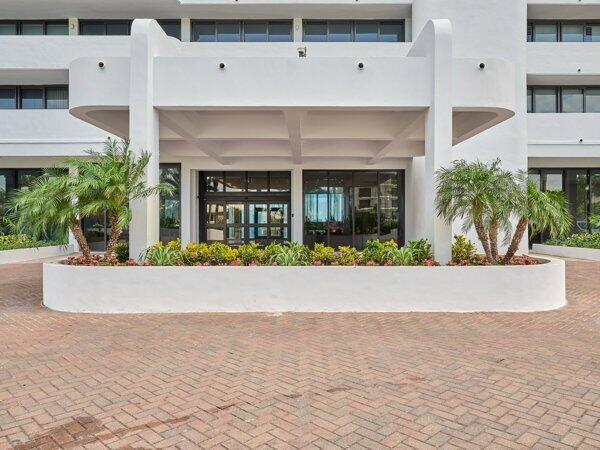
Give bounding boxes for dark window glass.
[527,23,533,42]
[80,22,105,35]
[106,22,129,35]
[225,172,245,192]
[20,88,43,109]
[561,23,584,42]
[328,21,352,42]
[585,24,600,42]
[0,88,16,109]
[355,21,378,42]
[159,21,181,39]
[205,172,224,192]
[534,23,558,42]
[303,171,328,247]
[46,22,68,35]
[533,88,557,113]
[45,86,68,109]
[591,170,600,232]
[354,172,378,249]
[17,169,43,188]
[244,21,268,42]
[159,164,181,243]
[247,172,268,192]
[269,22,292,42]
[561,88,584,113]
[566,170,589,234]
[269,172,291,192]
[379,22,404,42]
[543,170,563,191]
[378,172,399,243]
[327,172,353,248]
[0,23,17,35]
[303,22,327,42]
[527,88,533,113]
[193,22,216,42]
[217,22,240,42]
[585,88,600,112]
[21,23,44,35]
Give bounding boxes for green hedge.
[545,233,600,249]
[0,234,65,251]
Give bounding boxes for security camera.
[297,46,307,57]
[98,61,105,69]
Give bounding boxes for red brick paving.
[0,260,599,449]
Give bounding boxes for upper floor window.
[0,20,68,35]
[527,86,600,113]
[192,21,292,42]
[0,86,68,110]
[80,20,131,36]
[303,20,404,42]
[528,21,600,42]
[158,20,181,40]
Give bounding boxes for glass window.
[585,24,600,42]
[247,172,268,192]
[0,170,16,221]
[566,170,589,234]
[193,22,216,42]
[20,23,44,35]
[244,21,268,42]
[354,172,379,249]
[379,22,404,42]
[106,22,129,35]
[543,170,563,191]
[591,170,600,232]
[378,172,399,243]
[561,23,584,42]
[303,171,328,247]
[585,88,600,112]
[225,172,245,192]
[328,21,352,42]
[533,88,557,113]
[527,88,533,113]
[355,21,378,42]
[303,22,327,42]
[45,87,68,109]
[269,172,291,192]
[0,88,16,109]
[327,172,353,248]
[205,203,225,241]
[269,22,292,42]
[20,88,43,109]
[561,88,584,113]
[528,170,541,191]
[205,172,224,192]
[217,22,240,42]
[46,22,68,35]
[159,164,180,243]
[534,23,558,42]
[80,22,106,35]
[159,21,181,39]
[527,23,533,42]
[0,23,17,35]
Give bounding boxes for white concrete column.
[180,161,192,246]
[293,18,303,42]
[181,18,191,42]
[128,20,174,259]
[408,20,453,263]
[68,18,79,36]
[291,168,303,243]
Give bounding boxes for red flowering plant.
[64,254,138,266]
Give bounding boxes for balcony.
[528,113,600,158]
[527,42,600,84]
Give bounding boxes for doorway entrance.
[199,171,291,246]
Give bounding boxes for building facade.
[0,0,598,260]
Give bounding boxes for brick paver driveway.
[0,260,599,449]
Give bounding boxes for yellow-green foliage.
[337,246,359,266]
[181,242,211,265]
[237,242,263,265]
[311,243,336,265]
[208,242,238,265]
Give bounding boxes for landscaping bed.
[0,235,73,264]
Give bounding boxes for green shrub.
[269,242,310,266]
[208,242,238,265]
[311,243,337,265]
[0,234,62,251]
[388,247,415,266]
[361,239,398,264]
[237,242,263,265]
[114,242,129,263]
[546,233,600,249]
[262,242,284,265]
[143,243,181,266]
[406,238,433,264]
[337,246,359,266]
[452,235,476,263]
[181,242,211,265]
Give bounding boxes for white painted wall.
[0,245,74,264]
[529,114,600,159]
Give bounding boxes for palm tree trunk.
[105,210,122,259]
[488,218,499,261]
[70,221,91,260]
[503,217,528,264]
[474,217,492,261]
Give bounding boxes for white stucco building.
[1,0,598,260]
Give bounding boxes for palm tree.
[8,169,91,259]
[435,159,517,261]
[503,180,571,263]
[68,139,173,258]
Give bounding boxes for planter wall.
[532,244,600,262]
[0,245,74,265]
[43,258,566,313]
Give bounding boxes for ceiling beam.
[283,110,305,165]
[160,112,231,165]
[367,111,426,165]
